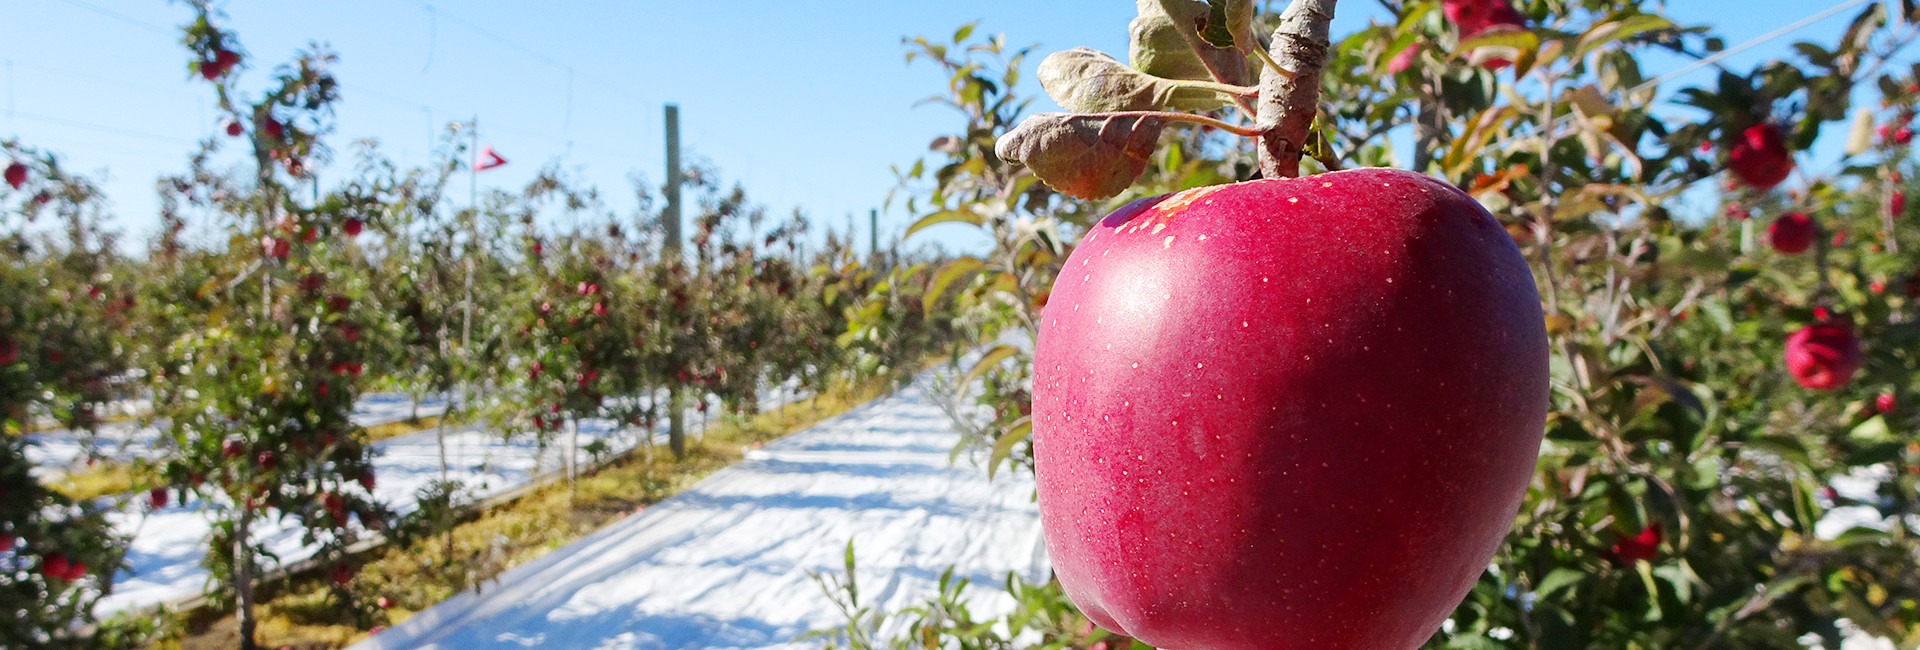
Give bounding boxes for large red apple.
[4,161,26,189]
[1032,168,1547,649]
[1784,320,1860,391]
[1728,123,1793,191]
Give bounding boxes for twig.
[1255,0,1339,178]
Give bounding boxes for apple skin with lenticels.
[1031,167,1549,649]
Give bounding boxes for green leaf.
[923,257,985,313]
[1749,435,1814,472]
[1200,0,1253,50]
[1636,561,1666,621]
[1129,0,1251,86]
[952,22,976,44]
[1575,14,1674,59]
[904,209,984,239]
[1396,2,1436,34]
[1849,414,1892,442]
[988,417,1032,479]
[1455,27,1539,61]
[963,344,1022,389]
[1536,567,1586,598]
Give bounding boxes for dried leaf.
[995,113,1167,200]
[1039,48,1178,113]
[929,135,963,153]
[1130,0,1250,92]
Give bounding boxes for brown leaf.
[995,113,1167,200]
[929,135,963,153]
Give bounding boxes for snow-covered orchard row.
[350,367,1047,650]
[25,393,451,479]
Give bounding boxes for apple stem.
[1256,0,1338,179]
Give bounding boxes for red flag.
[474,145,508,171]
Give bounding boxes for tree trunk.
[567,417,580,500]
[667,388,686,459]
[234,506,258,650]
[1413,94,1438,172]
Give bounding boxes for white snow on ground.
[96,418,631,617]
[92,386,796,618]
[347,372,1048,650]
[25,393,451,479]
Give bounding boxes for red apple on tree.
[42,553,71,581]
[1766,212,1815,254]
[4,161,26,189]
[261,236,290,260]
[148,487,169,510]
[343,217,364,237]
[1727,123,1794,191]
[1387,43,1420,74]
[1031,168,1548,649]
[1785,318,1861,391]
[1610,524,1662,564]
[1442,0,1526,69]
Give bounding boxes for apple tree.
[0,141,137,648]
[141,8,394,646]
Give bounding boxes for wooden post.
[664,104,688,459]
[663,104,682,256]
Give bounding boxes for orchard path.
[347,367,1049,650]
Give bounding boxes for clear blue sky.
[0,1,1881,255]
